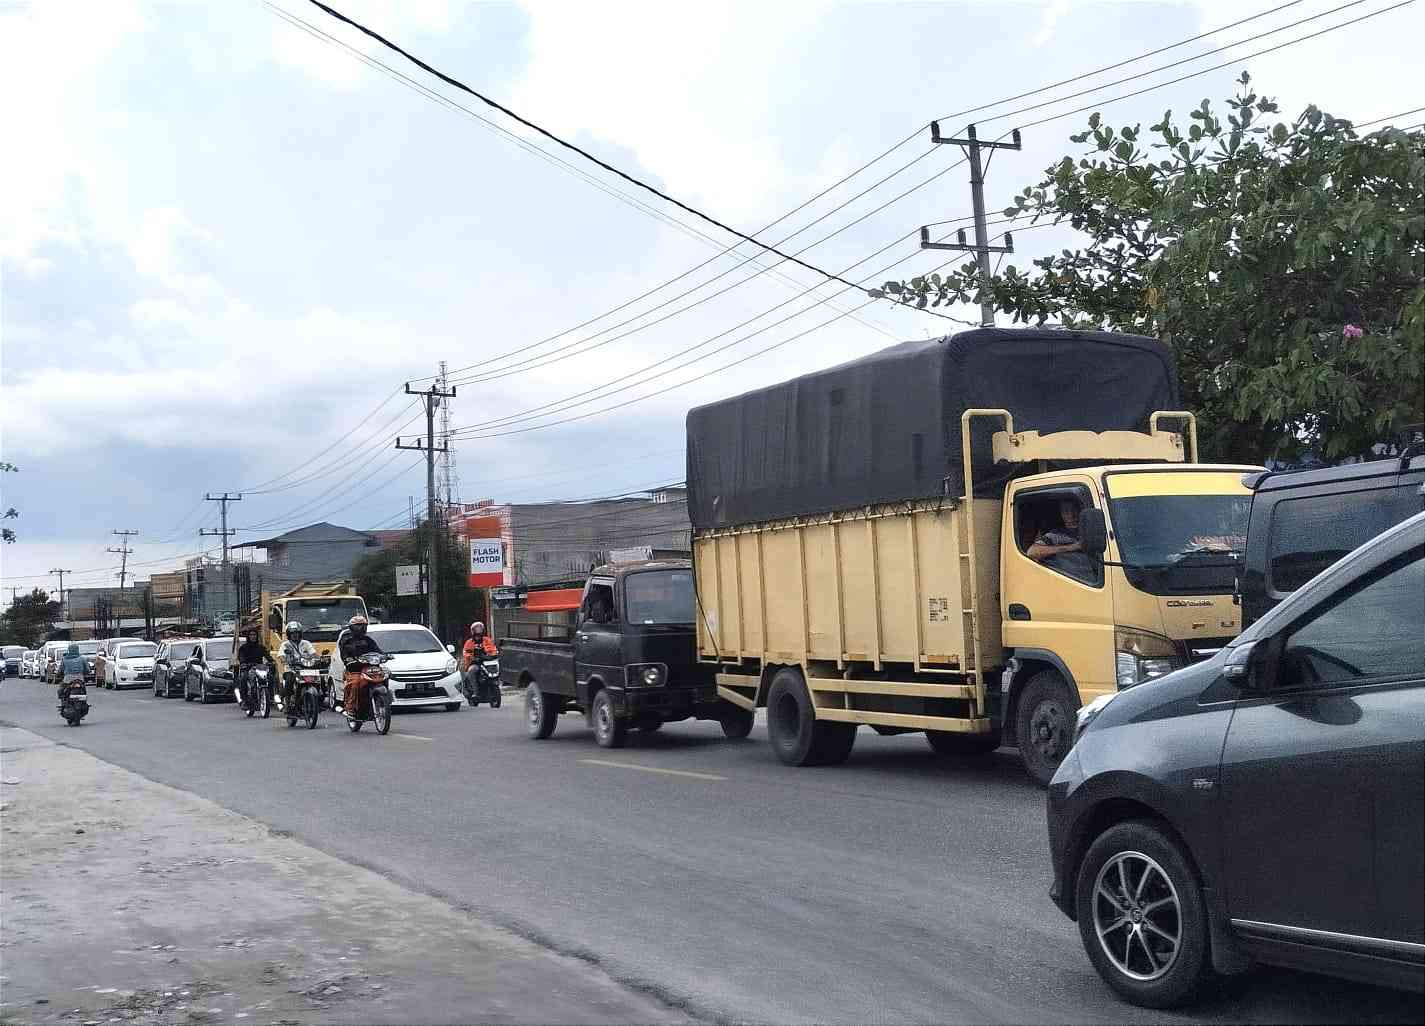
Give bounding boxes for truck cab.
[256,582,368,676]
[502,561,746,747]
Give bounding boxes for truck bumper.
[614,685,720,721]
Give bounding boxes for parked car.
[153,638,200,698]
[1239,452,1424,628]
[41,641,68,684]
[74,640,101,680]
[93,637,127,687]
[184,638,236,703]
[3,645,24,677]
[105,640,157,689]
[362,623,462,711]
[20,649,40,678]
[1048,511,1424,1007]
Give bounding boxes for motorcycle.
[281,653,330,730]
[238,664,273,719]
[461,652,502,708]
[58,677,90,726]
[342,652,393,735]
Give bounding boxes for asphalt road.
[3,678,1420,1025]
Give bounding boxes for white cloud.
[1033,0,1072,47]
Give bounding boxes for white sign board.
[395,564,424,597]
[469,538,504,582]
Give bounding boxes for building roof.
[232,521,377,550]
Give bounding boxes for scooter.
[461,653,502,708]
[238,664,273,719]
[341,652,393,735]
[280,653,330,730]
[58,677,90,726]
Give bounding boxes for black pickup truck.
[499,560,753,747]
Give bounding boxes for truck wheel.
[926,728,1002,757]
[591,689,627,749]
[811,721,857,765]
[720,705,755,740]
[525,681,558,740]
[767,668,850,766]
[1015,670,1078,786]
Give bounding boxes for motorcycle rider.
[337,614,383,716]
[461,621,499,702]
[57,642,87,699]
[277,620,318,711]
[234,626,270,710]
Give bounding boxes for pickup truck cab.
[502,560,752,747]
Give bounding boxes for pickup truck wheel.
[592,689,627,748]
[525,681,559,740]
[926,728,1002,757]
[766,668,824,766]
[720,705,755,740]
[1016,670,1078,787]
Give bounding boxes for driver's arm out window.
[1279,550,1424,689]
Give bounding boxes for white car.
[362,623,463,711]
[21,650,40,677]
[106,640,158,689]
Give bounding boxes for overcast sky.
[3,0,1422,595]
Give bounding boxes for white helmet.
[285,620,304,638]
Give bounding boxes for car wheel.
[926,728,1002,756]
[1074,820,1212,1008]
[445,702,461,712]
[591,689,626,749]
[720,705,755,740]
[525,681,558,740]
[1015,670,1078,786]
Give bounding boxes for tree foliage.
[351,522,484,643]
[874,76,1425,463]
[0,589,63,648]
[2,461,18,544]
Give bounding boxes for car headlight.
[1075,691,1118,743]
[444,658,458,674]
[1115,628,1184,689]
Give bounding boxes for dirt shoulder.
[0,726,684,1025]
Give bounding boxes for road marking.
[579,759,726,781]
[395,734,435,742]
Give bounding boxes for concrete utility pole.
[921,122,1022,328]
[396,381,456,638]
[200,493,242,566]
[48,568,72,610]
[108,529,139,589]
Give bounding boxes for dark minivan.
[1239,452,1424,628]
[1048,511,1424,1007]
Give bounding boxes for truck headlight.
[1115,629,1184,689]
[626,663,666,687]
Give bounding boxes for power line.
[1353,105,1425,129]
[304,0,915,297]
[237,385,404,493]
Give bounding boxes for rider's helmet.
[471,620,485,638]
[348,614,368,639]
[285,620,304,641]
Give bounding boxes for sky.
[3,0,1423,598]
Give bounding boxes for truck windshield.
[285,598,367,639]
[1106,472,1250,595]
[624,570,695,626]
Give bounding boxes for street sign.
[395,564,424,597]
[469,538,504,587]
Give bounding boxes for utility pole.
[48,568,72,610]
[921,123,1022,327]
[108,529,139,589]
[436,361,461,511]
[200,493,242,566]
[397,381,456,638]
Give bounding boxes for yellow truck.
[249,581,368,675]
[688,328,1259,784]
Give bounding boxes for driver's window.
[581,583,617,626]
[1015,487,1102,587]
[268,607,283,634]
[1278,551,1423,690]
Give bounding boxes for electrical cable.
[1353,106,1425,128]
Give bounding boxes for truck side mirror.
[1080,507,1108,557]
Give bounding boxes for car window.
[1278,548,1424,689]
[1268,486,1423,595]
[582,583,618,625]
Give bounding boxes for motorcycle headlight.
[444,658,457,674]
[1115,629,1184,689]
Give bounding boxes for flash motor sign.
[469,538,504,586]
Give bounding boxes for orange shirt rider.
[461,623,498,671]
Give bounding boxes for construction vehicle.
[246,581,368,680]
[689,328,1260,784]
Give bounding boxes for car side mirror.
[1079,507,1108,557]
[446,643,456,654]
[1222,637,1280,691]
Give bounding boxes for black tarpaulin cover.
[685,328,1179,529]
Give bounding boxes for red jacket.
[461,635,498,670]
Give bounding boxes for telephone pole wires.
[200,493,242,566]
[108,529,140,588]
[48,568,72,610]
[921,123,1022,327]
[397,381,457,638]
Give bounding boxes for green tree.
[875,76,1425,464]
[0,588,63,648]
[2,461,18,544]
[351,521,483,644]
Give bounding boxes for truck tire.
[720,705,755,740]
[926,728,1002,757]
[591,689,627,748]
[811,721,857,765]
[525,681,559,740]
[766,668,854,766]
[1015,670,1078,786]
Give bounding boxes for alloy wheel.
[1091,850,1182,982]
